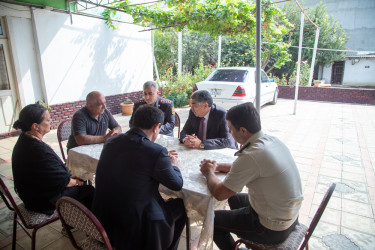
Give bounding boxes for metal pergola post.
[308,28,320,86]
[217,35,222,68]
[255,0,261,114]
[293,12,304,115]
[178,32,182,74]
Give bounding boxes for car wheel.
[270,88,278,105]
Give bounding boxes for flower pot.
[120,103,134,116]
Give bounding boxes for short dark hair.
[190,90,213,107]
[13,104,47,132]
[133,105,164,129]
[143,81,158,91]
[226,102,261,133]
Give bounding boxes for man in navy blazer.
[180,90,237,150]
[92,105,186,250]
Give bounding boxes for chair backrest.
[299,183,336,249]
[0,177,17,212]
[57,119,72,163]
[0,178,30,227]
[175,112,181,138]
[56,196,112,250]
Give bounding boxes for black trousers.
[145,198,187,250]
[62,185,95,211]
[213,193,298,250]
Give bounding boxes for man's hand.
[104,126,122,140]
[200,159,217,177]
[169,150,179,166]
[183,135,202,148]
[104,129,116,140]
[112,125,122,135]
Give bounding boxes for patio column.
[293,12,304,115]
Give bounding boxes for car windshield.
[206,70,248,82]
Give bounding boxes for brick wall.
[278,86,375,105]
[49,91,143,130]
[2,87,374,139]
[0,91,143,140]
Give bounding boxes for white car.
[193,67,278,109]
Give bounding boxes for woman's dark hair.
[13,104,47,132]
[226,102,261,134]
[133,105,164,129]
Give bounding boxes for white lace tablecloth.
[67,135,237,250]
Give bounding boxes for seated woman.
[12,104,95,215]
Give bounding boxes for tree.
[277,1,348,77]
[102,0,293,75]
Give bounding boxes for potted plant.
[35,100,51,111]
[120,98,134,116]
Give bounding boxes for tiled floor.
[1,99,375,249]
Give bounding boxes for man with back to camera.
[67,91,122,150]
[92,105,187,250]
[129,81,175,136]
[200,102,303,249]
[180,90,237,150]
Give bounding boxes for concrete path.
[0,99,374,249]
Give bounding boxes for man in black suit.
[180,90,237,150]
[92,105,187,250]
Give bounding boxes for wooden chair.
[0,177,59,250]
[233,183,336,250]
[175,112,181,138]
[56,196,113,250]
[57,119,72,163]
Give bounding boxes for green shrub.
[270,73,288,86]
[159,61,215,107]
[294,61,311,86]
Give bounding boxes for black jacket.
[180,103,237,150]
[129,96,175,136]
[12,133,71,215]
[92,128,183,249]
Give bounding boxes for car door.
[260,70,274,104]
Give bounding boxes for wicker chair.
[0,177,59,250]
[233,183,336,250]
[56,196,112,250]
[57,119,72,163]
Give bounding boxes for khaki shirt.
[223,131,303,231]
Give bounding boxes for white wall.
[32,9,152,105]
[322,65,332,84]
[343,59,375,86]
[6,16,44,106]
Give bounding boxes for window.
[0,44,10,90]
[0,17,4,37]
[254,71,269,83]
[207,70,248,82]
[261,71,268,82]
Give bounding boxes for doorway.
[331,61,344,84]
[0,18,18,133]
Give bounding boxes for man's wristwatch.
[199,143,204,149]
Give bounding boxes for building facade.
[305,0,375,87]
[0,1,152,135]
